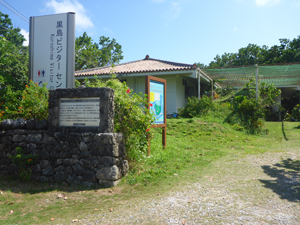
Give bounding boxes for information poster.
[149,80,165,124]
[59,98,100,127]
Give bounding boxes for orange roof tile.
[75,56,197,77]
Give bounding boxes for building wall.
[176,76,186,113]
[125,75,179,114]
[78,74,200,114]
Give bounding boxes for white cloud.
[255,0,281,6]
[233,27,238,31]
[166,2,181,19]
[20,29,29,46]
[45,0,93,30]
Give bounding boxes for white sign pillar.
[29,13,75,89]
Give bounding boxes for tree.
[0,12,28,102]
[75,32,123,71]
[196,62,207,69]
[236,44,262,65]
[0,36,28,86]
[202,34,300,68]
[0,12,25,47]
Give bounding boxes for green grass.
[0,118,299,224]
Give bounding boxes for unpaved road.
[78,148,300,225]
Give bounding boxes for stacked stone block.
[0,87,129,187]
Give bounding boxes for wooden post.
[162,127,166,149]
[211,80,213,98]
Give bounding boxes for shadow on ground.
[0,175,109,195]
[259,158,300,202]
[294,125,300,129]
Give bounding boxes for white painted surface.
[176,76,186,112]
[30,13,75,89]
[79,73,201,113]
[272,93,281,112]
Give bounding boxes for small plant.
[232,123,244,131]
[9,147,38,182]
[291,104,300,121]
[178,95,214,118]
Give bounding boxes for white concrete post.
[198,72,201,100]
[255,64,259,100]
[211,81,214,98]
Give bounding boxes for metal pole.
[255,64,259,100]
[66,12,75,88]
[29,17,34,81]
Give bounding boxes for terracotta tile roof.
[75,55,197,77]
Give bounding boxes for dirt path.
[79,148,300,225]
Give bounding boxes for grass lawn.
[0,118,299,224]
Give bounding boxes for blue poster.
[149,80,164,124]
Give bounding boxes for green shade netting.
[202,64,300,87]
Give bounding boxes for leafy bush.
[291,104,300,121]
[2,76,154,160]
[235,97,265,133]
[232,123,244,131]
[224,95,266,134]
[83,77,155,160]
[178,95,214,118]
[9,147,38,182]
[0,80,48,121]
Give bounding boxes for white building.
[75,55,218,114]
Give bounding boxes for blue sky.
[1,0,300,65]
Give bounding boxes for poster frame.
[145,75,167,154]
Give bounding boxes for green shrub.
[0,80,48,121]
[9,147,38,182]
[2,77,154,160]
[291,104,300,121]
[225,96,265,134]
[236,97,265,133]
[83,77,155,160]
[232,124,244,131]
[19,81,49,120]
[178,95,214,118]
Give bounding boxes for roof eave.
[75,68,197,79]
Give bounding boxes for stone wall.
[0,120,128,187]
[0,87,128,187]
[48,87,115,133]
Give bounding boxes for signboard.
[149,80,165,124]
[59,98,100,127]
[29,13,75,89]
[145,76,167,155]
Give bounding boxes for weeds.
[9,147,38,182]
[0,119,299,224]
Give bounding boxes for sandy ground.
[75,147,300,225]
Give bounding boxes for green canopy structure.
[202,63,300,99]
